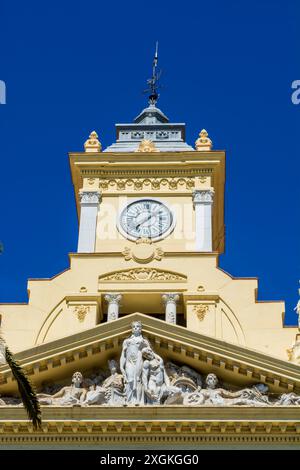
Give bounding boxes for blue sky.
[0,0,299,324]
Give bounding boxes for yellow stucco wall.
[0,252,296,360]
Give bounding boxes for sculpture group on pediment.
[1,321,300,407]
[37,371,87,406]
[183,374,270,407]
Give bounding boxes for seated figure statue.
[184,373,270,406]
[276,392,300,405]
[141,348,182,405]
[83,359,124,406]
[38,371,87,406]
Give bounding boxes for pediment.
[0,313,300,396]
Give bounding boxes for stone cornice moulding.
[69,150,226,161]
[0,314,300,395]
[0,407,300,445]
[69,251,220,259]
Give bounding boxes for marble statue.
[184,373,270,406]
[0,340,6,366]
[38,371,87,405]
[294,299,300,328]
[83,359,124,405]
[120,321,151,405]
[276,392,300,406]
[141,348,182,405]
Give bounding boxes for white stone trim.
[162,293,180,324]
[77,191,101,253]
[193,189,214,252]
[104,293,122,322]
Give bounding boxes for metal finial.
[144,41,162,106]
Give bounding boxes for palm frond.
[5,346,41,430]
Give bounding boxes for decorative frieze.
[99,268,187,283]
[99,177,195,192]
[81,167,213,179]
[1,420,300,446]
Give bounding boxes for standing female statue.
[120,321,150,405]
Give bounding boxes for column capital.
[162,293,180,305]
[79,191,101,205]
[104,293,122,305]
[193,188,214,206]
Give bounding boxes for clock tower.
[68,77,227,329]
[72,99,224,257]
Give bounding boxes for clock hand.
[135,213,153,230]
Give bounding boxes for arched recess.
[34,300,66,345]
[219,299,246,346]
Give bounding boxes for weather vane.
[144,41,162,106]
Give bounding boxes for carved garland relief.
[99,268,187,282]
[193,304,209,321]
[73,305,90,323]
[99,177,195,192]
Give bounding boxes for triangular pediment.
[1,313,300,396]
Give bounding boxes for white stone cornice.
[1,407,300,446]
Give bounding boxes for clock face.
[118,199,174,240]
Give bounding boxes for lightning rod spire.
[145,41,161,106]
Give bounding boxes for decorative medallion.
[135,139,159,153]
[122,238,164,264]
